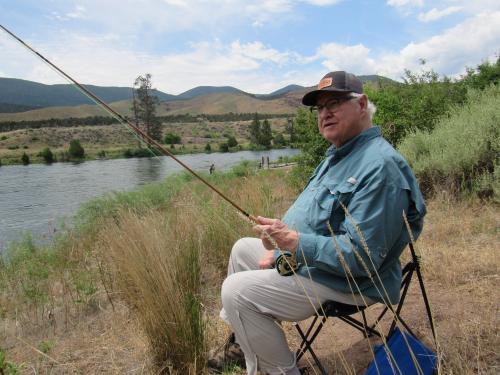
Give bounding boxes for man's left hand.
[253,216,299,252]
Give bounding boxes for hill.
[0,91,303,122]
[0,75,395,121]
[176,86,250,100]
[0,78,175,108]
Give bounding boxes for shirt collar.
[326,126,381,158]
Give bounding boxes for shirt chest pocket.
[309,182,357,234]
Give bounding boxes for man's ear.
[358,94,368,114]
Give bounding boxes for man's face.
[315,92,367,147]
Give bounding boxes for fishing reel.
[276,252,299,276]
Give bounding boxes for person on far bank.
[208,71,426,374]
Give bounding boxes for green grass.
[399,84,500,200]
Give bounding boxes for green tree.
[132,74,162,141]
[219,142,229,152]
[249,113,261,144]
[39,147,54,163]
[461,57,500,90]
[285,118,297,143]
[293,108,329,173]
[68,139,85,159]
[205,143,212,152]
[164,132,181,145]
[273,133,286,146]
[21,152,30,165]
[260,119,273,148]
[226,136,238,148]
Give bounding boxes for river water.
[0,149,300,251]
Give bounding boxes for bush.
[219,142,229,152]
[164,132,181,145]
[68,139,85,159]
[123,148,153,158]
[399,84,500,199]
[367,69,467,145]
[292,108,329,173]
[39,147,54,164]
[273,133,286,147]
[205,143,211,152]
[226,136,238,148]
[21,152,30,165]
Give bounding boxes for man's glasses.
[310,96,355,115]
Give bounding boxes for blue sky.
[1,0,499,94]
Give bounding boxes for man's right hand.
[258,250,276,269]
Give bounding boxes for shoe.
[208,333,246,372]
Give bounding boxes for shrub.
[226,136,237,148]
[205,143,211,152]
[164,132,181,145]
[39,147,54,164]
[21,152,30,165]
[399,84,500,199]
[273,133,286,147]
[68,139,85,159]
[219,142,229,152]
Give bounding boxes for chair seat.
[321,300,367,317]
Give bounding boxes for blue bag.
[365,328,437,375]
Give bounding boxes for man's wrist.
[285,230,299,252]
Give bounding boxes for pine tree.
[249,113,261,145]
[132,74,162,142]
[260,119,273,148]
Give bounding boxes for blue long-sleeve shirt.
[282,127,426,304]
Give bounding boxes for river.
[0,149,300,251]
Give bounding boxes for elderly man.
[209,71,426,375]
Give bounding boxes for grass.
[399,85,500,200]
[0,166,498,374]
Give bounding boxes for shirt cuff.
[296,233,317,264]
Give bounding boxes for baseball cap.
[302,71,363,106]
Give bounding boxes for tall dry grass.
[414,195,499,375]
[92,167,296,373]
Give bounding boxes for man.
[209,71,426,375]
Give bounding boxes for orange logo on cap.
[318,77,332,89]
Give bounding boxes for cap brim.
[302,88,354,106]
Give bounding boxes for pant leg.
[220,238,369,375]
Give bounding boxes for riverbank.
[1,167,498,374]
[0,117,291,166]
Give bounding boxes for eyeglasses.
[310,96,355,115]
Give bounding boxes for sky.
[1,0,499,95]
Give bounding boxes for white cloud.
[387,0,424,8]
[310,12,500,80]
[301,0,343,6]
[230,41,290,65]
[418,6,463,22]
[48,4,87,21]
[314,43,377,73]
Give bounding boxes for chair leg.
[294,321,328,375]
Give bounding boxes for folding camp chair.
[294,243,436,375]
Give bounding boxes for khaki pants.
[220,238,370,375]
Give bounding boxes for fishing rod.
[0,24,254,219]
[1,24,298,275]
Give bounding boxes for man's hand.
[253,216,299,253]
[258,250,276,269]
